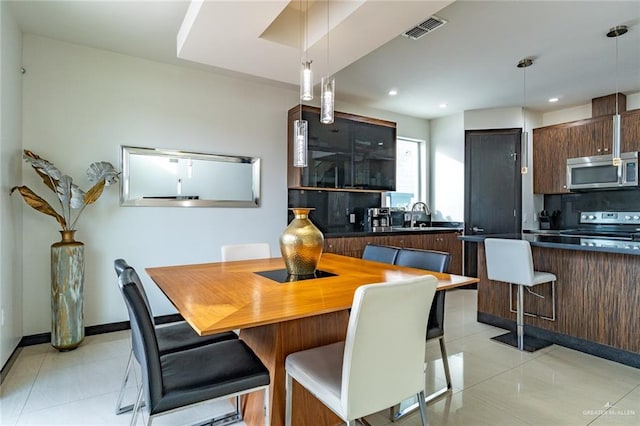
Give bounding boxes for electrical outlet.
[349,214,355,223]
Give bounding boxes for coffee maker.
[365,207,392,232]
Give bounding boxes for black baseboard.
[478,312,640,369]
[0,345,22,385]
[18,313,184,347]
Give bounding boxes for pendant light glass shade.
[293,119,308,168]
[521,131,529,174]
[517,57,533,175]
[300,61,313,101]
[320,76,335,124]
[612,114,621,166]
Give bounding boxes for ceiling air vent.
[403,16,447,40]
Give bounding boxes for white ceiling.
[9,0,640,120]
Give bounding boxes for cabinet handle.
[563,185,567,189]
[604,148,609,152]
[597,148,602,153]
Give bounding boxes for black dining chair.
[118,268,271,426]
[391,247,452,420]
[113,259,238,416]
[361,243,400,264]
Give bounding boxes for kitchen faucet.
[410,201,432,228]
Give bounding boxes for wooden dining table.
[146,252,479,426]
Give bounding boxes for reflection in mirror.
[120,146,260,207]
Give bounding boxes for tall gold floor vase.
[51,230,85,351]
[280,208,324,277]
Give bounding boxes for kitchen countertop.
[458,233,640,256]
[325,226,462,238]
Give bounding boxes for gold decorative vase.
[51,230,85,351]
[280,208,324,276]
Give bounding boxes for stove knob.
[588,215,596,220]
[633,246,640,250]
[625,215,632,220]
[634,216,640,220]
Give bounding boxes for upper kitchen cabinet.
[533,109,640,194]
[533,125,569,194]
[567,116,613,158]
[621,109,640,153]
[287,105,396,191]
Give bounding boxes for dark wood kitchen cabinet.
[621,109,640,152]
[533,110,640,194]
[533,125,569,194]
[287,105,396,191]
[567,116,613,157]
[324,231,462,274]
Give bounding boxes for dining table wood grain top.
[145,252,479,337]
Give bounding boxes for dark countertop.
[325,226,462,238]
[458,233,640,256]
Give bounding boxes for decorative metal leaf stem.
[10,150,119,231]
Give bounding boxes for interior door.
[464,128,522,276]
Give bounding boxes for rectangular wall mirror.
[120,146,261,207]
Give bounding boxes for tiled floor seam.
[585,383,640,425]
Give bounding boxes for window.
[387,137,426,209]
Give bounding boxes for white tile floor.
[1,289,639,425]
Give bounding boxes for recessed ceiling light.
[549,97,559,103]
[388,89,398,96]
[439,103,448,108]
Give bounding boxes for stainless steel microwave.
[566,152,638,190]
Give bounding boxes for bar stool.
[484,238,556,352]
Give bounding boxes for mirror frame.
[120,145,261,207]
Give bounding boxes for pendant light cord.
[523,65,526,132]
[326,0,330,76]
[300,0,303,122]
[615,33,619,116]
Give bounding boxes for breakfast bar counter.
[459,233,640,367]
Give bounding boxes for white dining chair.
[284,275,438,426]
[221,243,271,262]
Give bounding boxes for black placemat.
[254,268,337,283]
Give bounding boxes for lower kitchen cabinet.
[324,232,462,274]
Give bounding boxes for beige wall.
[20,35,296,334]
[0,1,24,366]
[17,35,429,337]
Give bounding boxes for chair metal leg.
[285,372,293,426]
[130,385,144,426]
[264,386,270,426]
[417,390,429,426]
[390,336,452,422]
[439,337,452,391]
[517,284,525,351]
[116,350,134,414]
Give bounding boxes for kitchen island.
[460,233,640,367]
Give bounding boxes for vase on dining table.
[280,208,324,277]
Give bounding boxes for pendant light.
[607,24,628,167]
[293,0,309,167]
[320,0,335,124]
[293,119,308,167]
[517,57,533,175]
[300,0,313,101]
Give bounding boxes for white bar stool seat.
[484,238,556,352]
